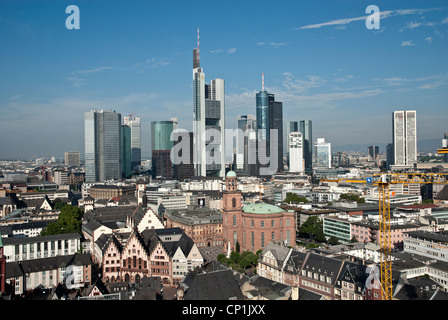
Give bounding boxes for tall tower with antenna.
[192,28,226,177]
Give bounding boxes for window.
[232,198,236,208]
[261,220,265,228]
[233,215,237,226]
[261,232,265,248]
[251,232,254,247]
[271,220,275,227]
[251,220,254,227]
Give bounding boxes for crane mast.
[321,172,448,300]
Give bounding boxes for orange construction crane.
[322,172,448,300]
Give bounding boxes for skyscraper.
[84,109,122,183]
[269,99,283,172]
[192,28,225,177]
[299,120,313,174]
[443,133,448,163]
[151,119,178,179]
[286,121,299,160]
[173,131,194,181]
[64,151,80,167]
[289,132,303,173]
[255,74,283,175]
[236,114,256,173]
[368,145,380,167]
[393,110,417,167]
[123,115,141,170]
[121,124,132,179]
[314,138,331,169]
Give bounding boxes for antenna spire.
[262,73,265,91]
[197,27,200,52]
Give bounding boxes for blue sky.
[1,0,447,159]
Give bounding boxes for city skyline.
[1,0,448,159]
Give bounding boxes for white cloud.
[294,8,439,30]
[441,17,448,24]
[210,49,222,54]
[425,36,433,44]
[419,80,447,90]
[400,21,435,31]
[9,94,23,101]
[334,75,354,82]
[257,42,287,47]
[66,76,86,88]
[269,42,287,47]
[227,48,237,54]
[401,40,416,47]
[72,66,113,74]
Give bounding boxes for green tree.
[284,192,308,204]
[299,216,326,242]
[235,241,240,253]
[340,193,365,203]
[53,198,67,210]
[41,205,83,236]
[328,236,339,245]
[230,251,242,264]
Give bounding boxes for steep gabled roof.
[302,252,345,285]
[184,269,244,300]
[102,233,123,254]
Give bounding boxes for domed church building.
[222,171,296,254]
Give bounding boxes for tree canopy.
[340,193,365,203]
[298,216,325,242]
[41,204,83,236]
[284,192,308,204]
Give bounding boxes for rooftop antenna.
[197,27,200,50]
[262,73,265,91]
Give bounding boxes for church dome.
[242,202,284,215]
[226,171,237,178]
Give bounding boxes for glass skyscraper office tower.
[392,110,417,167]
[299,120,313,174]
[123,115,141,170]
[151,119,178,178]
[192,30,225,177]
[84,109,122,183]
[255,77,283,175]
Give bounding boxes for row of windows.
[233,216,290,227]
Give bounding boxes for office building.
[288,132,303,173]
[121,124,132,179]
[286,121,298,161]
[123,115,141,170]
[84,110,122,183]
[393,110,417,167]
[151,119,177,179]
[386,143,394,170]
[314,138,332,169]
[299,120,313,174]
[192,29,225,178]
[173,131,195,181]
[255,74,283,175]
[368,145,380,167]
[64,151,80,167]
[443,133,448,163]
[270,99,283,173]
[236,115,256,173]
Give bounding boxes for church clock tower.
[222,171,242,254]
